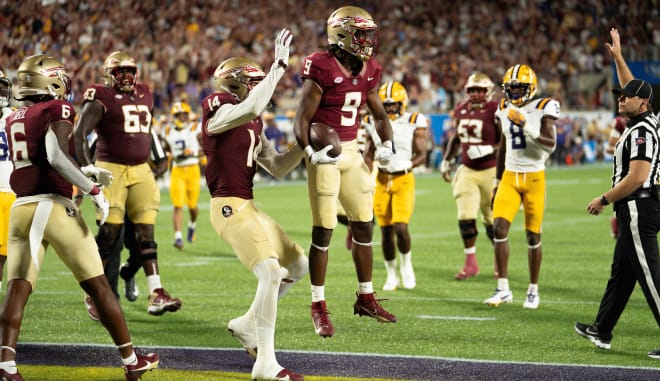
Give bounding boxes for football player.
[440,73,500,281]
[74,51,181,317]
[0,70,15,291]
[364,81,428,291]
[484,64,559,309]
[201,29,306,381]
[0,54,158,381]
[163,101,202,250]
[293,5,397,338]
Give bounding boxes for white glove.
[274,28,293,68]
[523,123,541,139]
[304,145,340,165]
[375,140,393,166]
[88,186,109,225]
[440,159,451,174]
[466,145,494,160]
[81,165,113,187]
[507,108,540,139]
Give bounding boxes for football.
[309,122,342,158]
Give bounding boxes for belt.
[616,188,660,206]
[379,168,412,176]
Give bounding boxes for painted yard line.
[417,315,497,321]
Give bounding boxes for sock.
[122,352,137,366]
[384,259,397,279]
[527,283,538,295]
[400,252,412,266]
[146,274,162,294]
[252,259,279,366]
[174,231,182,240]
[358,282,373,294]
[0,361,17,374]
[464,247,477,266]
[311,285,325,302]
[497,278,509,291]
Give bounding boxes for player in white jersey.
[365,81,428,290]
[163,101,202,250]
[0,70,15,291]
[484,64,558,309]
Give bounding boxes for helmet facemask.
[502,65,537,106]
[327,6,378,62]
[103,51,138,93]
[0,76,10,108]
[379,81,408,119]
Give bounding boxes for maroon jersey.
[301,51,381,142]
[81,83,153,165]
[453,100,499,170]
[5,100,76,198]
[201,92,262,199]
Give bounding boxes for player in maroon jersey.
[293,5,397,338]
[74,51,180,318]
[0,54,158,381]
[201,29,306,381]
[440,73,501,281]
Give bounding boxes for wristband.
[304,145,314,158]
[493,178,501,187]
[599,194,610,206]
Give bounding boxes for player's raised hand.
[274,28,293,69]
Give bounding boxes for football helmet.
[464,72,494,105]
[14,55,71,101]
[103,51,138,93]
[327,6,378,61]
[0,69,11,107]
[171,101,191,129]
[212,57,265,102]
[378,81,408,120]
[502,64,537,106]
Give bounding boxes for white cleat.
[400,263,416,289]
[523,293,540,309]
[484,289,513,307]
[382,275,400,291]
[228,317,257,360]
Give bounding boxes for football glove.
[375,140,393,166]
[304,145,340,165]
[466,145,494,160]
[440,159,452,182]
[507,108,526,127]
[81,165,113,187]
[274,28,293,68]
[88,186,109,225]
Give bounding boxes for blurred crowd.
[1,0,658,117]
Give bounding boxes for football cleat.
[122,271,139,302]
[484,289,513,307]
[311,301,335,337]
[84,295,100,321]
[0,369,25,381]
[187,226,195,243]
[522,293,540,309]
[648,348,660,359]
[173,238,184,250]
[454,265,479,281]
[353,292,397,323]
[574,322,611,350]
[147,288,182,316]
[382,275,400,291]
[251,367,304,381]
[227,317,258,361]
[400,262,416,289]
[124,352,159,381]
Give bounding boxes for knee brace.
[485,224,494,243]
[137,240,158,262]
[459,220,478,241]
[96,227,118,261]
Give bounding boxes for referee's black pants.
[595,197,660,338]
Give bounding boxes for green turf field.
[10,164,660,378]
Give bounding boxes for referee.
[574,27,660,359]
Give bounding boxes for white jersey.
[495,98,559,172]
[0,107,14,192]
[164,121,201,167]
[385,111,428,172]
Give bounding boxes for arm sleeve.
[206,64,285,135]
[45,128,95,194]
[256,134,303,179]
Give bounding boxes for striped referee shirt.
[612,111,660,189]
